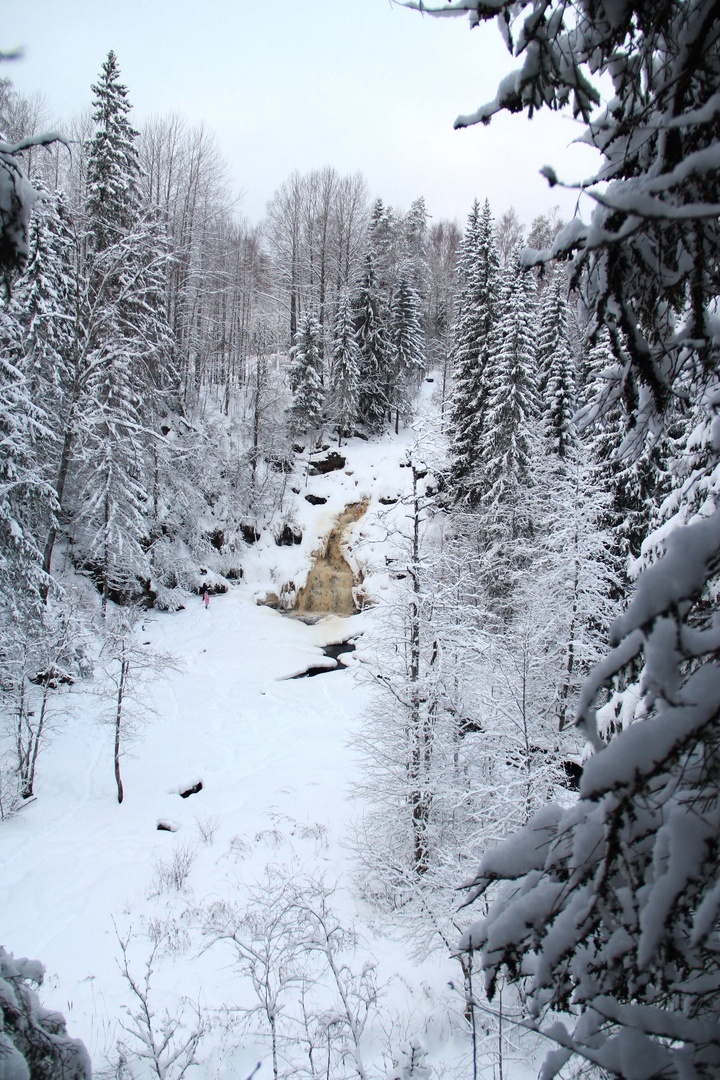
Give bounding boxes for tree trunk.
[409,464,430,875]
[25,684,50,799]
[114,654,129,804]
[41,413,76,594]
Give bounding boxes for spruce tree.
[76,53,170,612]
[539,275,577,460]
[388,269,424,433]
[17,189,77,416]
[86,51,141,252]
[12,189,78,588]
[480,249,538,512]
[403,196,429,303]
[287,310,325,435]
[354,255,391,432]
[367,198,397,293]
[329,288,360,444]
[536,269,571,407]
[0,301,50,613]
[477,247,539,607]
[584,327,668,578]
[449,199,500,503]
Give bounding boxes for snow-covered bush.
[0,128,62,293]
[114,929,205,1080]
[150,843,197,895]
[0,946,91,1080]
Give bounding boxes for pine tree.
[329,288,360,445]
[287,310,325,435]
[449,199,500,503]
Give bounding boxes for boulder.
[309,451,346,475]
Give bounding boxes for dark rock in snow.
[257,591,280,608]
[305,494,327,506]
[28,666,75,688]
[179,781,203,799]
[241,523,261,544]
[379,496,398,505]
[562,760,583,790]
[225,567,243,580]
[198,580,227,596]
[208,528,224,551]
[266,453,293,473]
[157,820,179,831]
[275,523,303,547]
[292,443,305,454]
[309,451,346,475]
[458,716,484,737]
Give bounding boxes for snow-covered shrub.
[195,814,219,846]
[0,946,91,1080]
[0,760,22,820]
[386,1040,430,1080]
[151,843,197,895]
[0,131,60,292]
[202,865,381,1080]
[115,930,205,1080]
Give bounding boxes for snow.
[1,380,509,1077]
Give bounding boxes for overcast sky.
[3,0,601,231]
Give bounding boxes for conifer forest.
[2,3,720,1078]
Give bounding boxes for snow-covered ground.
[6,379,524,1077]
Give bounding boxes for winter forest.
[2,1,720,1078]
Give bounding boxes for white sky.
[3,0,601,231]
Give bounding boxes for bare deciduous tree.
[97,609,179,804]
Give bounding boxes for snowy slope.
[2,380,503,1077]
